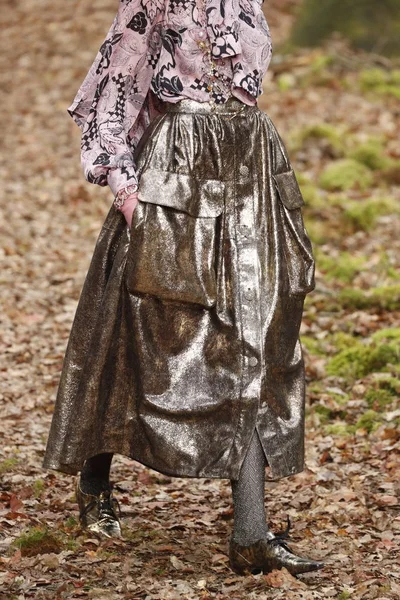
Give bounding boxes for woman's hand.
[119,192,140,228]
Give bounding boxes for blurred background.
[1,1,399,598]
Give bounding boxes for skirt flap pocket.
[272,169,315,295]
[138,168,225,217]
[272,169,305,210]
[125,168,224,307]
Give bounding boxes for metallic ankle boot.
[228,517,325,576]
[76,477,122,538]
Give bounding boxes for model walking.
[43,0,324,576]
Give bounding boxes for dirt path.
[1,1,399,598]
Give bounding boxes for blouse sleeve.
[67,0,166,197]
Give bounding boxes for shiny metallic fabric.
[76,479,122,538]
[43,96,315,481]
[229,535,325,576]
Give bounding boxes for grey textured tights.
[80,429,272,545]
[230,428,274,545]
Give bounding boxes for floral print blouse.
[68,0,272,198]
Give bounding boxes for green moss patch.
[11,527,63,557]
[277,72,297,92]
[313,404,333,423]
[290,123,346,156]
[343,197,400,231]
[325,422,353,437]
[354,409,382,434]
[373,327,400,342]
[381,161,400,185]
[324,409,384,437]
[0,457,19,474]
[317,250,366,283]
[33,479,45,499]
[347,140,391,171]
[327,342,399,380]
[301,335,326,356]
[366,387,397,409]
[329,332,360,352]
[64,516,78,529]
[299,181,326,209]
[303,218,332,245]
[360,68,400,99]
[326,328,400,381]
[319,159,373,192]
[339,285,400,311]
[312,401,348,423]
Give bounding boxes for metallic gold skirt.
[43,96,315,481]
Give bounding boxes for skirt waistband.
[163,96,259,117]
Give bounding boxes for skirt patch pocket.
[125,168,225,308]
[272,168,315,295]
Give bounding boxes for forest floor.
[1,1,400,599]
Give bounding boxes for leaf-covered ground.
[0,1,399,598]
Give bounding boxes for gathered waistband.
[162,96,259,117]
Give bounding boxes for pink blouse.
[68,0,272,202]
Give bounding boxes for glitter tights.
[230,428,274,545]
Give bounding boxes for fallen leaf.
[9,495,23,512]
